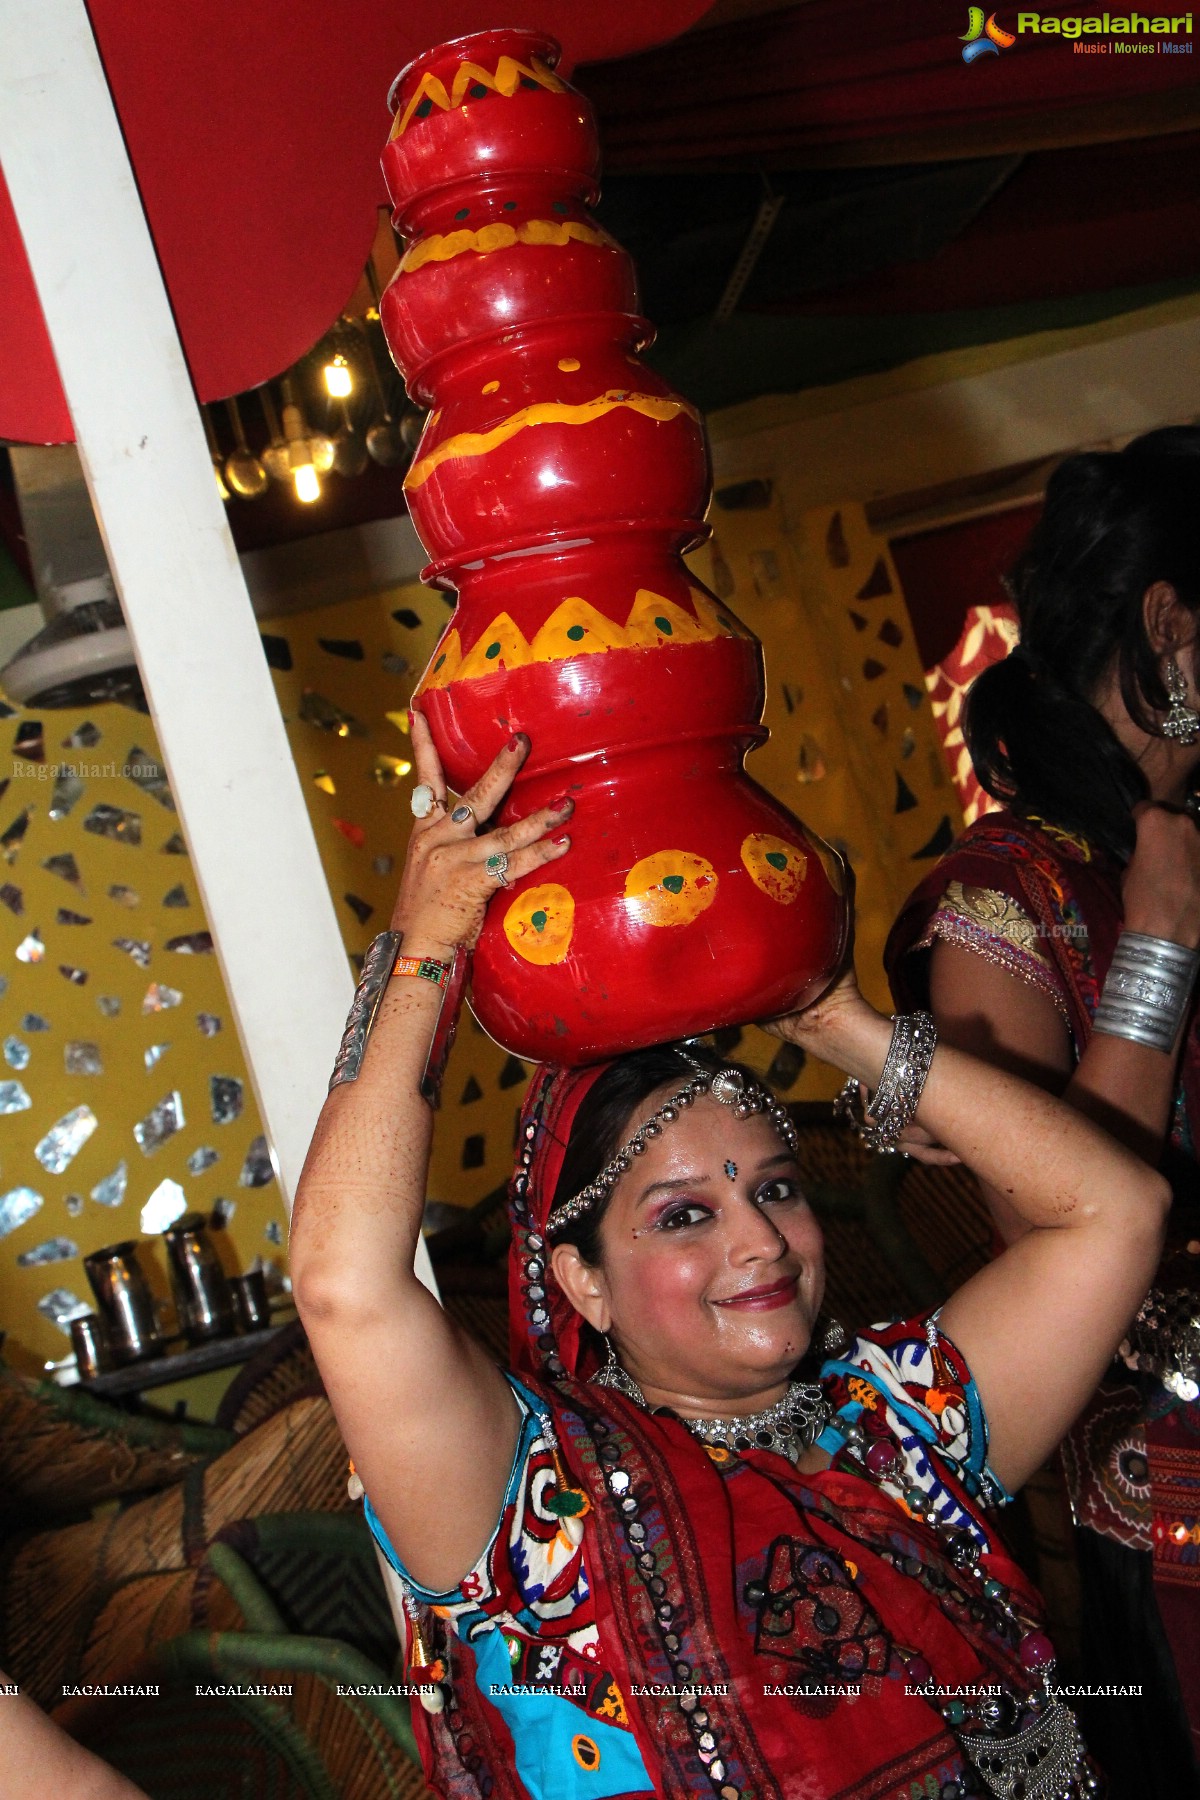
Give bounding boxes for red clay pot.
[380,28,849,1063]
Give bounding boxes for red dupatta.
[409,1062,1068,1800]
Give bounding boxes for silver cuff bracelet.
[328,930,403,1090]
[834,1011,937,1153]
[1093,930,1200,1055]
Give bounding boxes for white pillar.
[0,0,436,1289]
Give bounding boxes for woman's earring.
[1162,657,1200,745]
[818,1317,849,1356]
[592,1332,621,1386]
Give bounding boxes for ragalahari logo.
[961,7,1017,57]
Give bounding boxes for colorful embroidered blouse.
[364,1316,1008,1800]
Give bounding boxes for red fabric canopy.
[770,132,1200,315]
[579,0,1200,168]
[0,0,709,445]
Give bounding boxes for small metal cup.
[83,1242,163,1364]
[230,1269,271,1332]
[70,1312,111,1379]
[164,1213,234,1343]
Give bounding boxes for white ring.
[411,783,441,819]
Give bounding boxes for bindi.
[724,1160,737,1181]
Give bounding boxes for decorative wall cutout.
[0,1186,42,1236]
[134,1091,185,1154]
[35,1104,97,1172]
[84,805,141,845]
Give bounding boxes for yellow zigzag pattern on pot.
[400,218,613,275]
[417,590,752,693]
[403,390,700,492]
[390,56,564,141]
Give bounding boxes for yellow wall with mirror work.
[0,510,955,1371]
[0,708,284,1375]
[691,489,961,1076]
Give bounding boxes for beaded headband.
[544,1049,800,1239]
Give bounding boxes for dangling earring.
[591,1331,621,1386]
[1162,657,1200,745]
[817,1316,849,1357]
[590,1332,646,1406]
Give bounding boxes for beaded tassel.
[401,1587,447,1714]
[923,1316,965,1415]
[541,1414,590,1544]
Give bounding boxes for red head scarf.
[507,1061,611,1385]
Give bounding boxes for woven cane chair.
[58,1631,431,1800]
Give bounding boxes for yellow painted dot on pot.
[558,357,580,372]
[482,379,499,394]
[504,884,575,965]
[624,851,718,928]
[740,833,807,905]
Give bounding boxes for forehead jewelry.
[724,1160,738,1181]
[546,1048,799,1238]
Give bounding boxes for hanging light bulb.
[293,461,321,504]
[283,400,321,504]
[324,353,353,399]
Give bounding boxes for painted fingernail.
[549,794,573,813]
[508,733,529,752]
[553,835,571,848]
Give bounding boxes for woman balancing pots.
[378,29,846,1062]
[293,718,1181,1799]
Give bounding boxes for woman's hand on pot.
[389,713,572,955]
[760,962,872,1055]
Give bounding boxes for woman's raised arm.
[774,979,1171,1495]
[290,720,572,1593]
[926,803,1200,1240]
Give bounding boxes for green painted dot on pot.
[552,200,568,214]
[455,207,469,221]
[415,99,434,119]
[662,875,685,894]
[566,625,585,642]
[531,910,547,932]
[485,642,502,660]
[433,655,446,672]
[470,83,488,98]
[654,617,673,636]
[504,200,517,211]
[765,852,789,871]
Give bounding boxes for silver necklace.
[593,1346,831,1459]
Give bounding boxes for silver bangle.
[1093,930,1200,1055]
[834,1012,937,1153]
[328,930,403,1090]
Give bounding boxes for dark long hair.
[964,426,1200,862]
